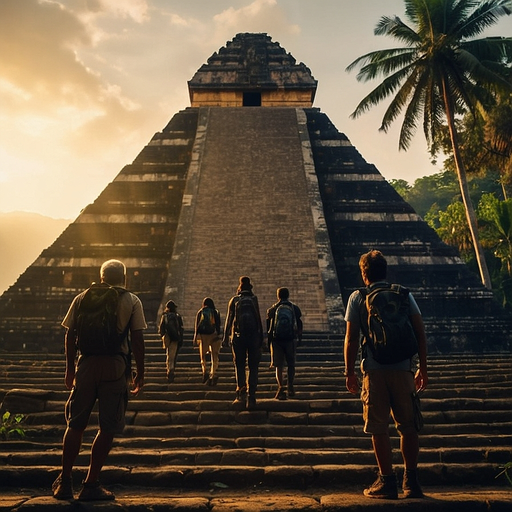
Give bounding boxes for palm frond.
[346,47,415,74]
[422,72,445,152]
[380,65,424,132]
[397,74,428,150]
[354,49,418,82]
[375,14,421,45]
[457,0,512,39]
[463,36,512,60]
[457,46,512,93]
[350,65,415,119]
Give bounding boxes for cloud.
[98,0,149,23]
[0,0,158,218]
[212,0,300,41]
[1,0,382,219]
[0,1,94,109]
[0,1,151,142]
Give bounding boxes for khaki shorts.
[361,370,416,435]
[270,339,295,368]
[66,355,128,434]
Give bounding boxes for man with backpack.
[344,250,428,500]
[158,300,184,383]
[266,287,303,400]
[52,259,146,501]
[223,276,263,410]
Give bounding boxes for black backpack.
[272,301,297,341]
[359,284,418,364]
[75,283,127,356]
[165,312,182,341]
[198,307,216,335]
[234,294,259,336]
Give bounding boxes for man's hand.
[415,368,428,392]
[346,374,359,395]
[131,371,144,396]
[64,367,75,390]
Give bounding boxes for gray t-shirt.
[344,281,420,371]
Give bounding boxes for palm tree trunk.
[441,79,493,289]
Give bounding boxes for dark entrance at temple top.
[243,92,261,106]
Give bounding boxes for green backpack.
[198,307,216,335]
[359,284,418,364]
[75,283,127,356]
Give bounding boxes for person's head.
[359,250,387,285]
[165,300,177,313]
[203,297,215,309]
[237,276,253,294]
[100,259,126,286]
[277,287,289,300]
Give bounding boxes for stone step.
[0,462,509,491]
[2,487,511,512]
[1,352,511,492]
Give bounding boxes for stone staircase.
[0,333,511,495]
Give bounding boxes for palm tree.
[347,0,512,289]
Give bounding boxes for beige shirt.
[62,286,147,354]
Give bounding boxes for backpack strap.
[357,287,370,349]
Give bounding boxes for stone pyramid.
[0,33,510,353]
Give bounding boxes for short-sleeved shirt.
[62,286,147,354]
[266,300,303,342]
[344,281,420,371]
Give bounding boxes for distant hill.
[0,212,71,295]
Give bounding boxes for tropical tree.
[485,100,512,196]
[436,98,512,198]
[346,0,512,289]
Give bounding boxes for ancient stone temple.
[0,33,510,352]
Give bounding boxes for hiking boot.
[363,473,398,499]
[275,387,287,400]
[202,372,209,383]
[77,481,115,501]
[208,375,218,386]
[167,370,175,383]
[246,395,257,411]
[287,384,295,398]
[402,469,424,498]
[52,472,73,500]
[232,388,247,405]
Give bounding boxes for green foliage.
[389,179,410,199]
[408,172,459,218]
[0,411,25,440]
[437,100,512,198]
[425,202,474,259]
[496,462,512,486]
[391,170,505,219]
[420,190,512,308]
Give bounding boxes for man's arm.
[344,321,360,395]
[193,311,200,345]
[222,298,234,345]
[253,296,264,339]
[266,306,274,341]
[158,314,165,336]
[64,329,77,390]
[294,305,303,342]
[411,314,428,392]
[130,329,145,395]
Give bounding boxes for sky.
[1,0,511,221]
